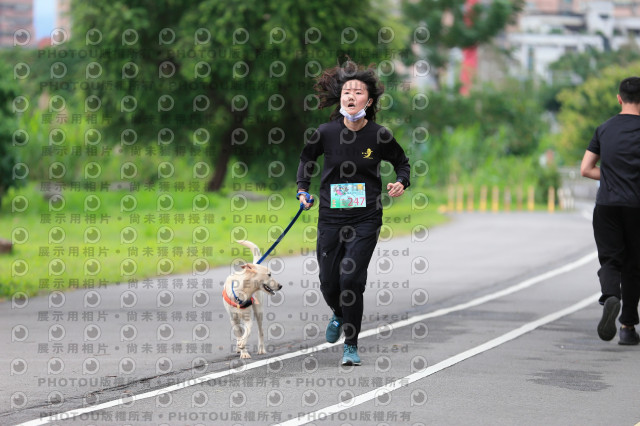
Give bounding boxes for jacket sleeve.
[381,129,411,189]
[296,128,323,191]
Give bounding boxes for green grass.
[0,183,448,298]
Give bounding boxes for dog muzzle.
[263,283,276,295]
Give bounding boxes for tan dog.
[222,240,282,359]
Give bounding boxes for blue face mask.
[340,106,367,122]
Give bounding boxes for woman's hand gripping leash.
[297,191,315,211]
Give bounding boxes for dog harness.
[222,280,255,309]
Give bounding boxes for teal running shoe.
[325,314,343,343]
[341,344,361,366]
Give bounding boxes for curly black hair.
[314,60,385,122]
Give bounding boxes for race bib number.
[330,183,366,208]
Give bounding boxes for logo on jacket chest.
[362,148,374,159]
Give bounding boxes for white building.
[503,1,640,83]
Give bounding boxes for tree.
[62,0,408,191]
[401,0,522,89]
[470,79,546,156]
[541,44,640,111]
[549,44,640,85]
[555,62,639,163]
[0,61,19,209]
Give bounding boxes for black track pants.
[593,204,640,325]
[316,219,381,346]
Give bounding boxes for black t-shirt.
[297,118,411,225]
[588,114,640,207]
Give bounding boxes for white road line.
[17,250,598,426]
[276,293,600,426]
[357,250,597,338]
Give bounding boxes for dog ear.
[241,263,257,274]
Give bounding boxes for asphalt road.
[3,207,638,425]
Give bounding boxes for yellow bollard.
[516,186,523,211]
[491,186,500,212]
[456,186,464,212]
[447,185,455,212]
[479,185,488,212]
[467,185,475,212]
[548,187,555,213]
[504,187,511,212]
[527,186,535,211]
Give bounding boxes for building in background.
[496,0,640,83]
[0,0,34,47]
[526,0,640,17]
[458,1,640,87]
[56,0,70,38]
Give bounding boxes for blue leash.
[256,191,314,265]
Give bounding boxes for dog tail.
[236,240,262,264]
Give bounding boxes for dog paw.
[240,352,251,359]
[257,346,266,355]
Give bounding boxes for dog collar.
[222,288,254,309]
